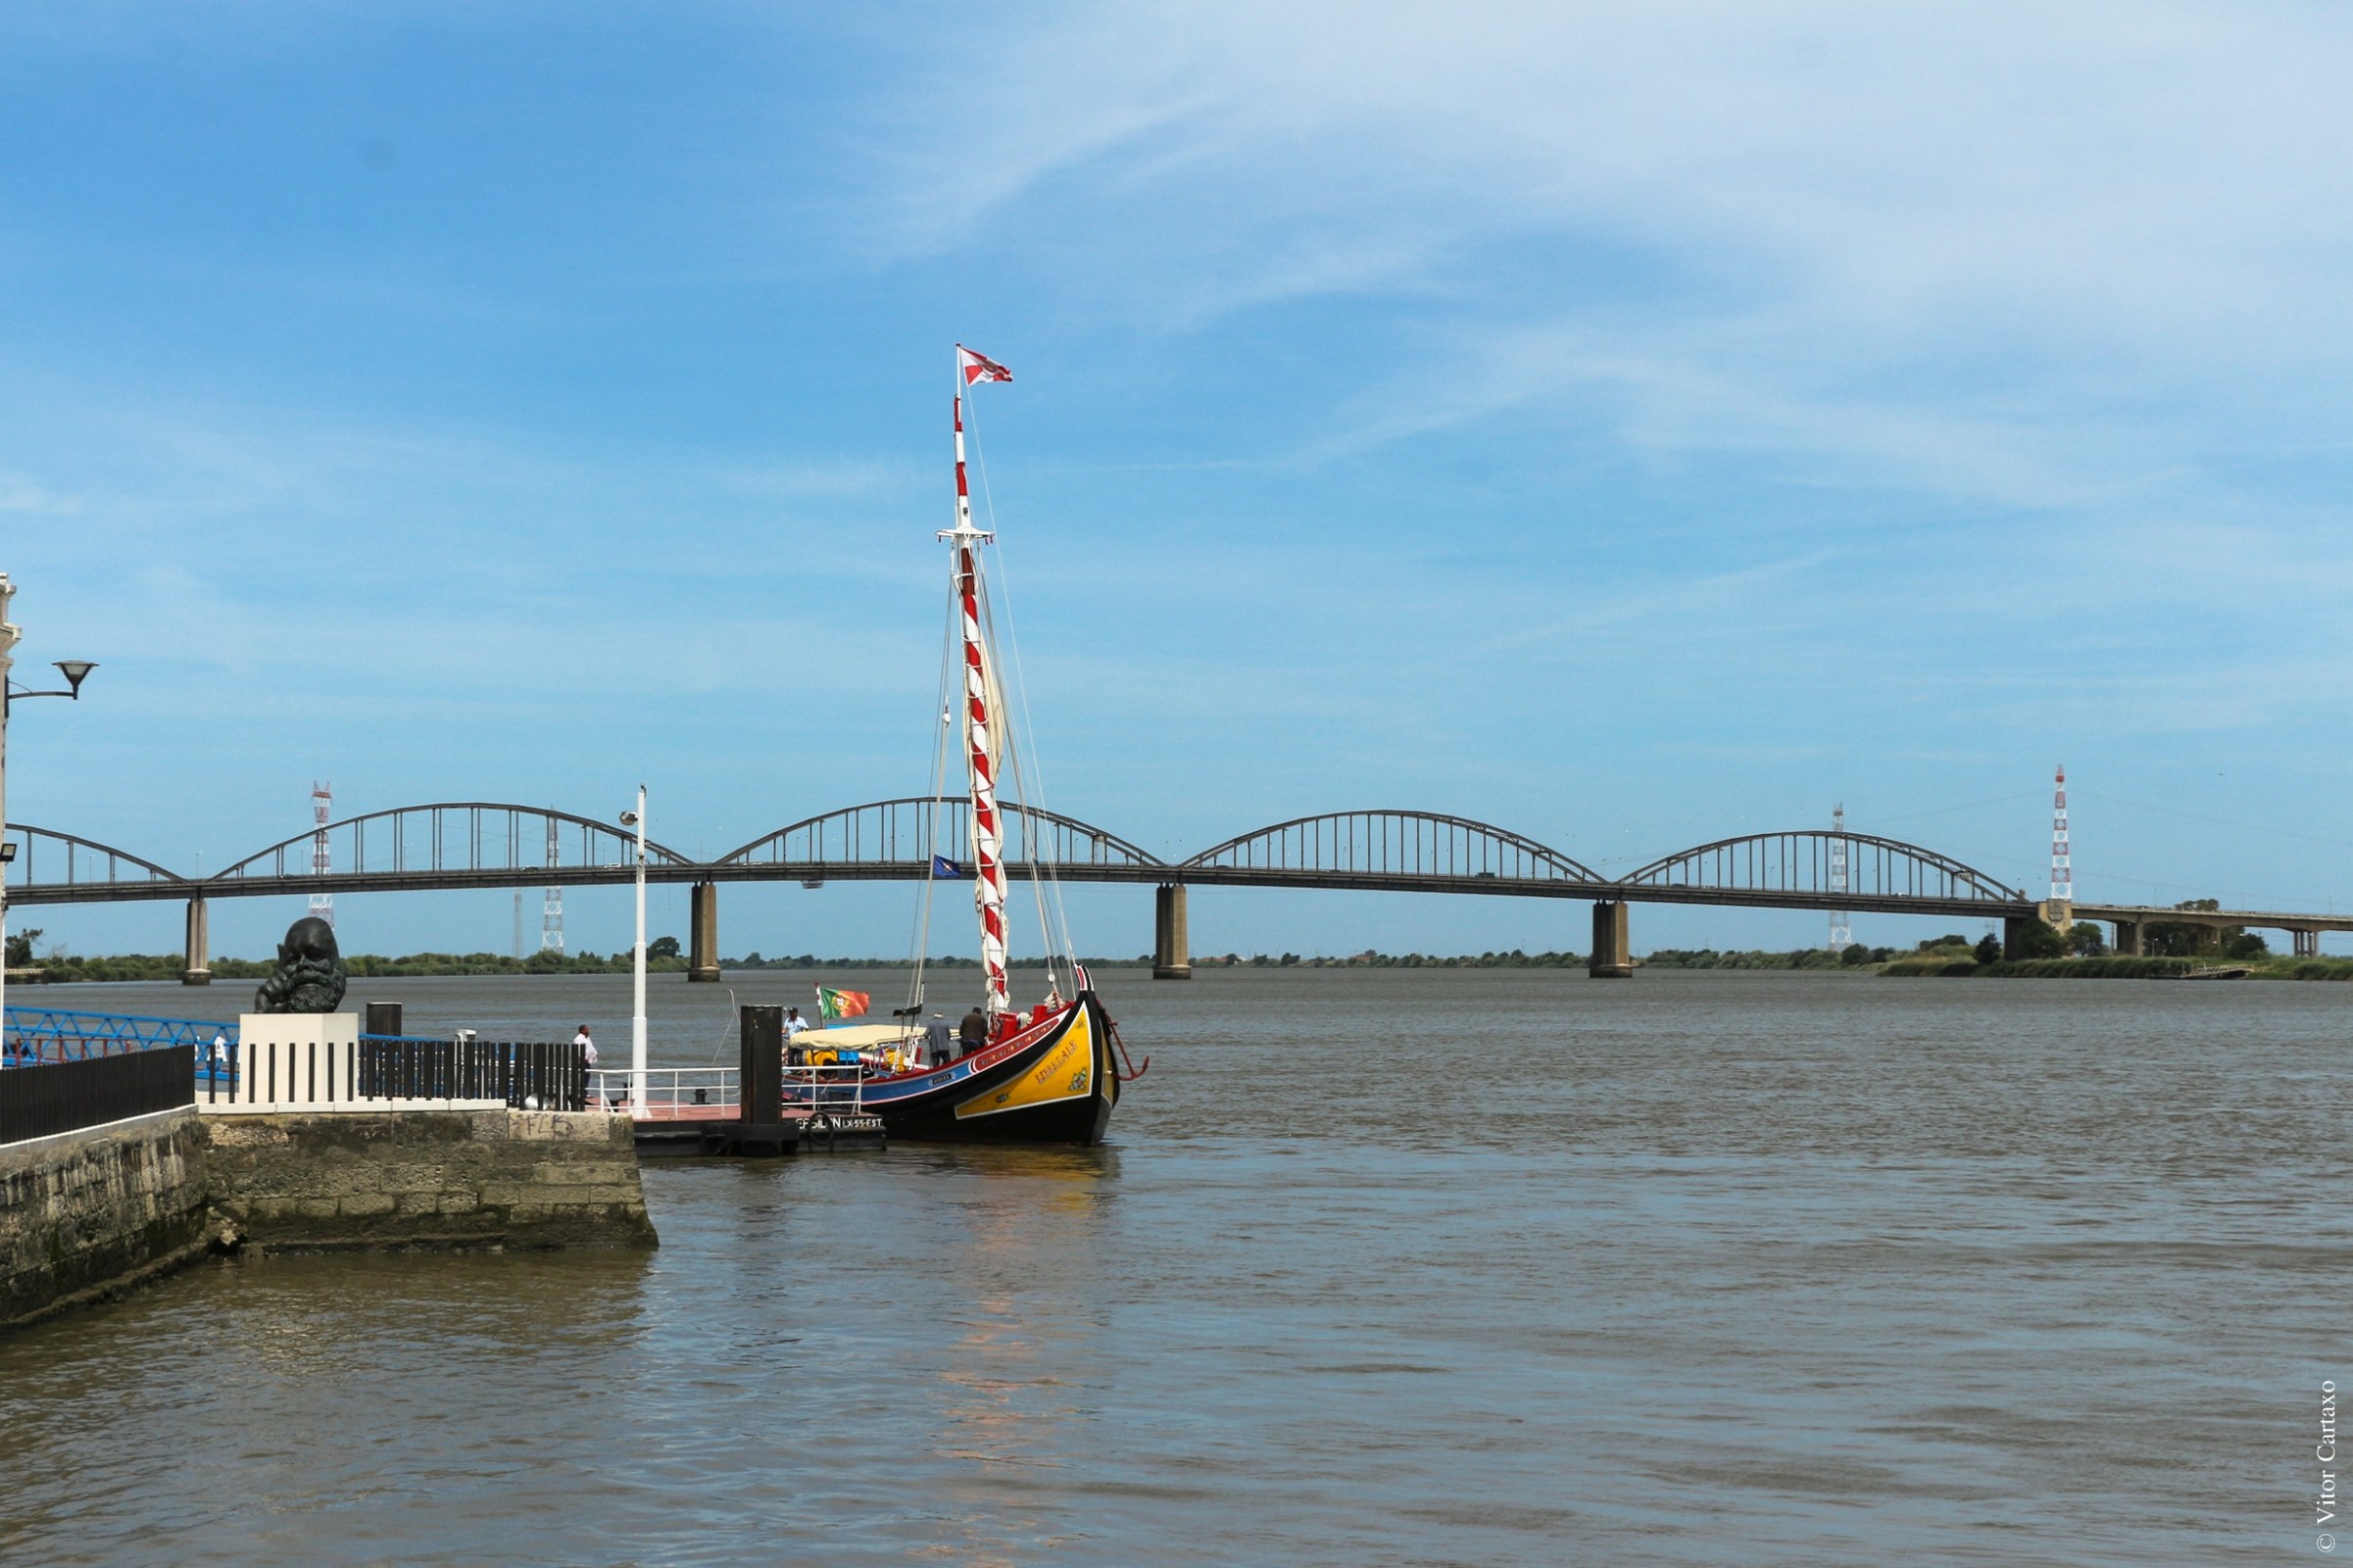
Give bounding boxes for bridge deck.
[10,802,2347,934]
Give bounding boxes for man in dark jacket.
[958,1006,988,1056]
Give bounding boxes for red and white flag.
[957,345,1012,386]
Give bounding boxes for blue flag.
[931,855,963,879]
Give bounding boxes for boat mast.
[943,346,1012,1014]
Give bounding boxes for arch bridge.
[8,802,2334,981]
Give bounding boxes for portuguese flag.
[815,986,870,1022]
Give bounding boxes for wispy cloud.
[863,2,2353,514]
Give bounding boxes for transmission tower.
[540,813,564,954]
[1827,802,1852,952]
[2050,764,2072,912]
[308,782,334,927]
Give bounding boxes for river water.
[0,966,2342,1565]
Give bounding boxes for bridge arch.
[1616,830,2023,904]
[208,804,696,887]
[717,798,1163,871]
[3,823,187,893]
[1179,810,1602,883]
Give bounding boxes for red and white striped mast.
[945,346,1013,1014]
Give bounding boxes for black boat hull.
[848,992,1119,1147]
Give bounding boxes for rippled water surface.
[2,967,2344,1565]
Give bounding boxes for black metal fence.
[0,1045,195,1146]
[357,1037,586,1111]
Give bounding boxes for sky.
[5,2,2353,964]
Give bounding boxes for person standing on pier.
[573,1024,597,1068]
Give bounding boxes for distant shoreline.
[12,948,2347,986]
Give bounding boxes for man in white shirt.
[784,1006,811,1039]
[573,1025,598,1066]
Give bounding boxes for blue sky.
[6,3,2353,963]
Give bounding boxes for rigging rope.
[906,570,961,1015]
[965,398,1081,986]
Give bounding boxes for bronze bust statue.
[253,915,348,1013]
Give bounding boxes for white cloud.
[901,3,2353,338]
[0,471,83,514]
[865,2,2353,505]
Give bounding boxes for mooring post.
[179,896,210,986]
[1588,901,1633,978]
[364,1002,402,1037]
[1152,883,1191,980]
[737,1003,786,1152]
[688,880,720,982]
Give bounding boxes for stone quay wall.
[0,1108,212,1332]
[0,1107,655,1333]
[202,1108,656,1251]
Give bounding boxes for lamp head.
[619,809,640,828]
[53,660,95,696]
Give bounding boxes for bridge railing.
[584,1063,875,1117]
[206,803,695,887]
[587,1066,738,1117]
[3,1006,236,1068]
[9,805,2046,913]
[1183,810,1603,883]
[3,824,187,894]
[1616,831,2024,905]
[718,797,1164,872]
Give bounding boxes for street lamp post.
[0,571,97,1063]
[620,786,648,1109]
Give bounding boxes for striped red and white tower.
[1828,803,1852,952]
[2049,764,2072,912]
[945,345,1013,1013]
[308,781,334,927]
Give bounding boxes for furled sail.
[945,351,1012,1013]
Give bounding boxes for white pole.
[0,574,16,1067]
[631,783,648,1109]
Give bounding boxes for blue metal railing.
[3,1006,239,1074]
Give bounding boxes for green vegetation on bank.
[7,950,698,983]
[8,908,2341,986]
[1641,948,1856,970]
[2260,958,2353,981]
[1878,905,2329,978]
[1893,956,2201,978]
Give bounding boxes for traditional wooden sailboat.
[788,346,1132,1145]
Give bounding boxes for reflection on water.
[1,967,2344,1565]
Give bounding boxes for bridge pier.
[1589,901,1633,978]
[688,881,720,982]
[2002,915,2033,960]
[179,896,210,986]
[2295,929,2322,957]
[1152,884,1191,980]
[2113,919,2142,956]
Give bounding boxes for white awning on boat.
[798,1024,919,1049]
